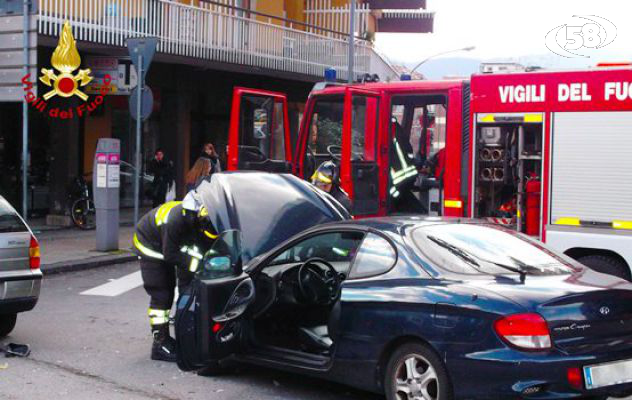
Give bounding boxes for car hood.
[195,172,350,263]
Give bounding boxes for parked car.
[0,196,42,338]
[119,160,154,208]
[176,173,632,400]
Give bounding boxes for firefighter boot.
[151,324,177,362]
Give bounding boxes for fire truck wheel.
[577,255,631,282]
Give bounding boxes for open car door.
[176,230,255,371]
[341,87,381,216]
[227,87,293,173]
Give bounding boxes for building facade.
[0,0,433,223]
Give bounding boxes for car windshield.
[412,224,577,277]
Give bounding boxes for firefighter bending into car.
[311,161,352,212]
[132,193,218,362]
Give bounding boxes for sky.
[375,0,632,72]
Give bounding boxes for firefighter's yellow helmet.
[197,206,217,240]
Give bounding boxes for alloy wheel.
[394,354,439,400]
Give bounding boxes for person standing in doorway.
[148,149,173,208]
[200,143,222,175]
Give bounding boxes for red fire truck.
[226,66,632,280]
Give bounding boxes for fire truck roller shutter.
[549,111,632,279]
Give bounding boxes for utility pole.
[133,54,143,225]
[21,0,29,219]
[347,0,355,83]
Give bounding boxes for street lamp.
[411,46,476,73]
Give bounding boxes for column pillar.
[46,102,81,226]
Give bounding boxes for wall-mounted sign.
[22,21,109,118]
[85,57,137,96]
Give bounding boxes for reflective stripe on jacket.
[390,138,418,196]
[133,202,183,262]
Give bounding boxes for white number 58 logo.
[545,15,617,58]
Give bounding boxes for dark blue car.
[176,173,632,400]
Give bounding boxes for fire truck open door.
[341,88,381,216]
[227,87,293,173]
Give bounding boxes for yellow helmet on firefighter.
[197,206,218,240]
[311,161,339,191]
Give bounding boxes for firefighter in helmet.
[311,161,352,212]
[132,191,218,362]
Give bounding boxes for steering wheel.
[297,257,341,305]
[327,145,342,162]
[239,145,267,162]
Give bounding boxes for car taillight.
[494,313,551,350]
[29,236,40,270]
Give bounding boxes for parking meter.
[93,138,120,251]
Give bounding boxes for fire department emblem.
[40,21,92,101]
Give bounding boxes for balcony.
[366,0,426,10]
[36,0,398,82]
[376,10,434,33]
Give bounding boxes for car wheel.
[385,343,453,400]
[578,255,631,281]
[0,313,17,338]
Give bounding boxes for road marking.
[80,271,143,297]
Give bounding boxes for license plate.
[584,359,632,389]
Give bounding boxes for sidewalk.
[29,208,148,275]
[36,227,137,275]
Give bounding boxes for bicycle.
[68,174,96,230]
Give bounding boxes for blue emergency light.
[400,74,412,81]
[325,68,337,82]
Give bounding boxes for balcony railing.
[304,0,370,39]
[37,0,397,81]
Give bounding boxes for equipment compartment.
[474,114,544,236]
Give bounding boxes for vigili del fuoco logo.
[22,21,111,119]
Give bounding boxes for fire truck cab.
[227,80,470,218]
[226,66,632,281]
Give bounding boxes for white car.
[0,196,42,337]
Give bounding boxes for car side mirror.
[204,256,232,273]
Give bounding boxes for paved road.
[0,263,380,400]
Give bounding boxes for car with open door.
[176,172,632,400]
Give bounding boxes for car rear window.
[0,198,27,233]
[412,224,577,277]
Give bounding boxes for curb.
[31,221,137,234]
[42,253,138,275]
